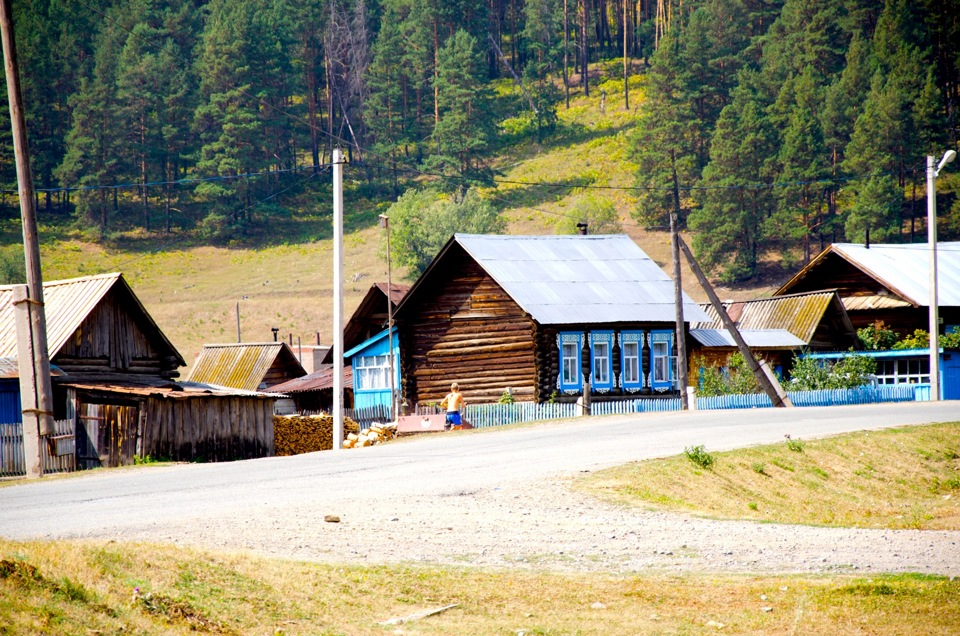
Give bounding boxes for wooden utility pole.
[670,212,688,409]
[623,0,629,110]
[1,0,56,477]
[380,214,397,421]
[677,234,793,408]
[333,148,345,449]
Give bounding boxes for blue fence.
[694,384,922,410]
[453,384,923,429]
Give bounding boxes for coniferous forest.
[2,0,959,281]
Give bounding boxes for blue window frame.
[589,331,614,392]
[619,331,644,392]
[558,332,584,393]
[650,330,675,392]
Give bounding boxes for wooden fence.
[696,384,920,410]
[0,420,76,478]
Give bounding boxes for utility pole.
[677,234,792,408]
[379,214,397,421]
[332,148,345,450]
[623,0,629,110]
[1,0,56,477]
[670,212,688,409]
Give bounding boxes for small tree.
[789,353,877,391]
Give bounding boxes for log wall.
[398,248,538,404]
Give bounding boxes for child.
[439,382,465,430]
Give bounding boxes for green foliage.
[387,186,505,278]
[751,462,766,475]
[0,245,26,284]
[684,445,715,470]
[694,353,761,397]
[784,435,805,453]
[554,193,622,235]
[858,321,899,350]
[497,390,516,405]
[788,353,877,391]
[893,329,929,350]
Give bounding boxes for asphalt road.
[1,401,958,575]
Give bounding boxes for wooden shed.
[775,242,960,336]
[689,290,859,375]
[187,342,306,391]
[393,234,709,405]
[0,273,278,468]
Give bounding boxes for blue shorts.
[445,411,461,426]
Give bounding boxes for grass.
[1,539,958,635]
[578,423,960,530]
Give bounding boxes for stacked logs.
[344,422,397,449]
[273,414,360,456]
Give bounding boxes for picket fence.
[0,420,76,478]
[695,384,921,410]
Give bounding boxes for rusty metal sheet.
[692,291,839,344]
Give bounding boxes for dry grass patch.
[579,423,960,530]
[1,540,958,635]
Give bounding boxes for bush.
[694,353,761,397]
[858,321,898,350]
[788,353,877,390]
[684,445,715,469]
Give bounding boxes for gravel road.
[2,402,959,576]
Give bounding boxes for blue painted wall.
[345,328,400,411]
[0,379,21,424]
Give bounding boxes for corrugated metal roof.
[186,342,301,391]
[58,377,284,399]
[831,242,960,306]
[690,328,806,348]
[692,291,837,344]
[0,273,184,365]
[270,365,353,393]
[842,294,912,311]
[453,234,709,324]
[779,242,960,307]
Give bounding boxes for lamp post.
[379,214,397,421]
[927,149,956,402]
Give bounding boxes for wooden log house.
[393,234,710,405]
[775,242,960,336]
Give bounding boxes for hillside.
[32,71,778,376]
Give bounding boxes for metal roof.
[0,273,184,365]
[449,234,709,324]
[690,328,806,348]
[692,291,839,344]
[778,242,960,307]
[186,342,304,391]
[57,376,284,399]
[270,365,353,394]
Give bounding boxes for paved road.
[2,402,958,575]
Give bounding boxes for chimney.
[865,227,870,249]
[316,331,321,346]
[576,222,588,235]
[271,327,279,341]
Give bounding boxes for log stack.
[343,422,397,449]
[273,414,360,455]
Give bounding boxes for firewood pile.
[344,422,397,449]
[273,414,360,456]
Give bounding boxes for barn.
[393,234,709,405]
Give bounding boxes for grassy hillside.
[26,66,778,375]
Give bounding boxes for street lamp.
[927,149,956,402]
[379,214,397,421]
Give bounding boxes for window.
[650,330,675,391]
[355,354,391,390]
[619,331,643,391]
[875,357,929,385]
[590,331,613,392]
[558,332,584,392]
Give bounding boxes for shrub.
[788,353,876,390]
[497,389,515,404]
[785,434,805,453]
[684,445,715,469]
[858,321,898,350]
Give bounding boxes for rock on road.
[2,402,959,576]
